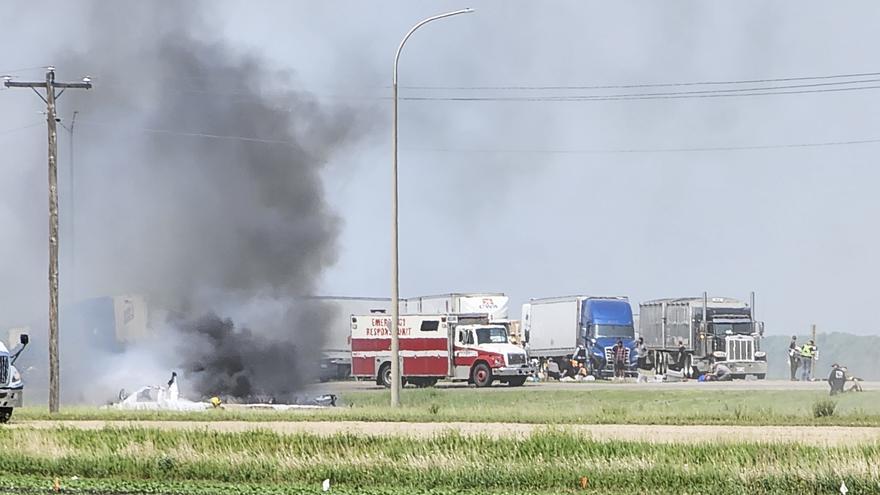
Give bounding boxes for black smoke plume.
[15,2,362,403]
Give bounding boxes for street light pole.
[391,8,474,408]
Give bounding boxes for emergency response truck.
[350,313,532,388]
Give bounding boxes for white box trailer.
[403,293,509,321]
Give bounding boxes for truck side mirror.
[19,334,29,345]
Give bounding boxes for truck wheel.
[378,363,393,388]
[507,376,527,387]
[0,408,11,424]
[471,363,493,388]
[756,374,766,380]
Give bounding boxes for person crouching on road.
[706,362,733,382]
[828,363,846,396]
[788,335,799,381]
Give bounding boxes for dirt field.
[13,420,880,446]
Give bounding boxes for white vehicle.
[403,293,509,321]
[350,313,532,388]
[0,333,29,423]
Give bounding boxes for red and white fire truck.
[350,313,532,388]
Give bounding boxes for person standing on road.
[675,340,687,372]
[799,340,816,381]
[612,339,627,380]
[636,337,648,370]
[788,336,799,381]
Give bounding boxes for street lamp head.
[82,76,92,84]
[47,65,55,72]
[2,75,10,82]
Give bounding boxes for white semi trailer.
[638,293,767,379]
[403,293,509,321]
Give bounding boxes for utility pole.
[4,68,92,413]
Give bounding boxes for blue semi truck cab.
[580,298,638,377]
[524,296,638,379]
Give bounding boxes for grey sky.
[2,1,880,336]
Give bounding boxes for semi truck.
[309,296,398,381]
[638,293,767,379]
[0,332,29,423]
[523,296,638,377]
[403,293,509,321]
[350,313,532,388]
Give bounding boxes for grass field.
[1,427,878,494]
[14,388,880,426]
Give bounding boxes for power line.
[405,137,880,155]
[402,82,880,102]
[0,121,44,135]
[79,70,880,104]
[76,119,880,154]
[0,65,48,76]
[77,120,299,146]
[404,70,880,91]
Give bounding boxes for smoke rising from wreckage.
[12,2,365,405]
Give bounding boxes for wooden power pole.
[4,67,92,413]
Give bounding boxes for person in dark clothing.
[573,344,588,366]
[612,339,627,379]
[675,341,687,372]
[788,336,799,381]
[828,363,846,396]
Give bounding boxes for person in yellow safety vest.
[799,340,817,381]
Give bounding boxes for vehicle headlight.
[11,367,21,383]
[491,355,505,367]
[754,351,766,359]
[712,351,727,359]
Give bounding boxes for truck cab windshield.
[594,324,634,339]
[475,327,509,345]
[712,322,753,335]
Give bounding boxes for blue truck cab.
[580,298,637,377]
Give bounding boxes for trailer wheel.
[507,376,527,387]
[378,363,393,388]
[756,373,766,380]
[471,363,493,388]
[0,408,11,424]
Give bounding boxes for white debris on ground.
[102,372,336,411]
[104,385,210,411]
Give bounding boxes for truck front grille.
[603,347,630,369]
[507,353,526,366]
[0,355,8,385]
[726,338,755,362]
